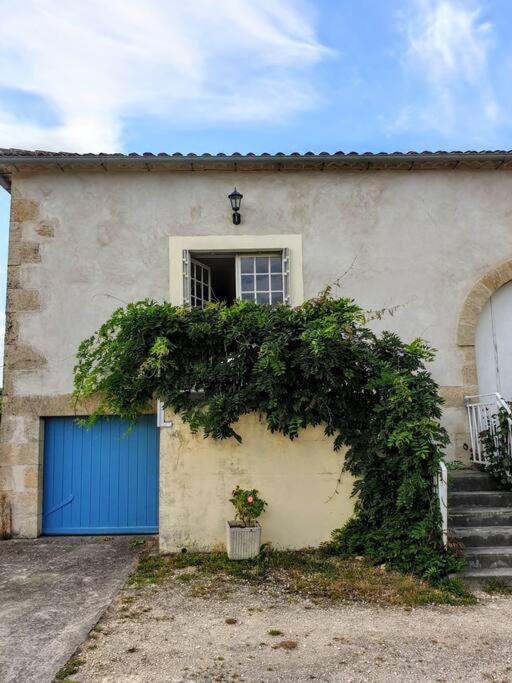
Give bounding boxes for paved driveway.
[0,536,147,683]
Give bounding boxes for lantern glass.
[228,187,243,212]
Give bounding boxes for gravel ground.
[69,571,512,683]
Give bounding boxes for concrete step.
[449,470,498,492]
[459,567,512,588]
[449,491,512,507]
[449,507,512,527]
[452,526,512,547]
[464,546,512,569]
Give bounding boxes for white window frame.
[170,235,303,307]
[190,257,212,308]
[235,252,289,306]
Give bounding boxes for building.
[1,148,511,551]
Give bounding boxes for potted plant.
[226,485,267,560]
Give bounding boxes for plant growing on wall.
[479,406,512,489]
[73,294,462,580]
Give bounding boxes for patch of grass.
[483,578,512,595]
[127,550,476,607]
[189,581,215,598]
[127,555,174,586]
[54,656,85,680]
[176,572,196,582]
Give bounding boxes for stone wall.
[0,187,106,536]
[0,189,48,536]
[2,167,512,536]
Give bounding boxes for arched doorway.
[475,280,512,399]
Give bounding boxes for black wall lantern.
[228,187,243,225]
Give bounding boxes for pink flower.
[247,495,254,503]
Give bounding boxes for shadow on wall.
[0,493,12,539]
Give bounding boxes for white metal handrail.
[436,461,448,547]
[465,392,512,464]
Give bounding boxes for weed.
[483,578,512,595]
[176,572,196,582]
[54,656,85,680]
[127,555,174,586]
[272,640,298,651]
[268,629,283,636]
[127,550,476,607]
[129,539,146,548]
[225,618,237,624]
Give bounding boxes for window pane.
[191,262,196,278]
[256,274,269,291]
[240,257,254,274]
[271,274,283,291]
[270,256,282,273]
[203,284,209,300]
[241,292,254,301]
[272,291,283,306]
[241,275,254,292]
[194,281,201,297]
[255,256,269,274]
[256,292,270,304]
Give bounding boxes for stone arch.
[457,260,512,399]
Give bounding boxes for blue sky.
[0,0,511,365]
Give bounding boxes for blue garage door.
[43,415,159,534]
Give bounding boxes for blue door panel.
[43,416,159,534]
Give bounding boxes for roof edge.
[1,149,512,192]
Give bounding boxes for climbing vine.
[73,294,462,580]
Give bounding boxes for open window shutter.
[282,248,290,304]
[182,249,191,305]
[190,258,212,308]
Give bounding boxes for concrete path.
[0,536,147,683]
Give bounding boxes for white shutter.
[182,249,191,305]
[190,258,212,308]
[282,248,290,304]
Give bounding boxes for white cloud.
[394,0,500,139]
[407,0,491,83]
[0,0,330,152]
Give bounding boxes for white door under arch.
[475,280,512,399]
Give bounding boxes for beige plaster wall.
[159,413,353,553]
[8,169,512,400]
[3,166,512,537]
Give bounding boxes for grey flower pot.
[226,521,261,560]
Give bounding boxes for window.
[170,235,303,308]
[237,254,285,306]
[190,258,211,308]
[183,249,289,308]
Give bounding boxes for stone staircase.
[449,470,512,586]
